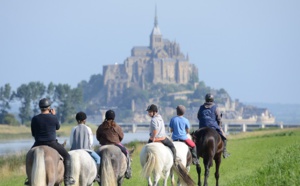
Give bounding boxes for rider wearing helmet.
[197,93,230,158]
[146,104,179,164]
[25,98,75,185]
[169,105,199,165]
[96,110,132,179]
[70,111,101,184]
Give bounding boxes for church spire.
[154,5,158,27]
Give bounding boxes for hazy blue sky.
[1,1,299,104]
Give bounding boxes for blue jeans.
[87,150,101,164]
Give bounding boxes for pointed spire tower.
[150,5,163,49]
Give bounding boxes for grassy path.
[0,128,299,186]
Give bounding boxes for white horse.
[140,142,194,186]
[171,141,193,186]
[69,150,97,186]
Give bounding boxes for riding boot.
[170,146,179,164]
[64,159,76,185]
[94,164,101,185]
[125,153,132,179]
[190,146,199,165]
[223,139,230,158]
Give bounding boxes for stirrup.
[223,151,230,158]
[94,175,101,182]
[24,178,29,185]
[64,177,76,185]
[125,167,132,179]
[192,158,199,165]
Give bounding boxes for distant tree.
[0,84,13,124]
[28,82,46,115]
[118,87,149,109]
[54,84,83,123]
[15,84,32,124]
[14,82,47,124]
[3,113,19,126]
[78,74,103,102]
[47,82,56,101]
[192,81,211,100]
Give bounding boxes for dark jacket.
[197,102,222,129]
[31,113,60,142]
[96,120,124,145]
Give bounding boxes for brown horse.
[192,127,224,186]
[26,145,64,186]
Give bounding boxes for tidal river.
[0,132,149,156]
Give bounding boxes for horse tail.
[172,162,195,186]
[141,151,156,178]
[32,147,46,186]
[69,152,81,186]
[101,150,117,186]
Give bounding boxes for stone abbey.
[102,12,198,101]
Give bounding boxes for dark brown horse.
[192,127,224,186]
[26,145,64,186]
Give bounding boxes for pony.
[140,142,194,186]
[69,149,97,186]
[98,145,133,186]
[192,127,224,186]
[26,145,64,186]
[170,141,193,186]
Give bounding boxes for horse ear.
[129,147,135,155]
[62,140,67,148]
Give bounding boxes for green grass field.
[0,128,299,186]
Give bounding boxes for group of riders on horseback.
[25,93,230,185]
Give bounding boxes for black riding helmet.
[105,110,115,120]
[39,98,51,108]
[76,111,87,122]
[205,93,214,102]
[146,104,158,112]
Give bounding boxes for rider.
[169,105,199,165]
[146,104,179,164]
[197,93,230,158]
[25,98,75,185]
[69,111,101,184]
[96,110,132,179]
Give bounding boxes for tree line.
[0,82,83,125]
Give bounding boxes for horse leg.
[214,155,221,186]
[147,176,153,186]
[153,173,161,186]
[118,177,124,186]
[170,169,175,186]
[195,164,201,186]
[203,158,211,186]
[163,170,170,186]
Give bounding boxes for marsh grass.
[0,128,300,186]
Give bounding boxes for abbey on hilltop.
[87,9,275,125]
[102,10,198,101]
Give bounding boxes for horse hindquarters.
[31,147,46,186]
[69,150,97,186]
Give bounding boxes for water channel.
[0,132,149,156]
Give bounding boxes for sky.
[0,1,299,104]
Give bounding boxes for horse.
[69,149,97,186]
[26,145,64,186]
[170,141,193,186]
[98,145,133,186]
[140,142,194,186]
[192,127,224,186]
